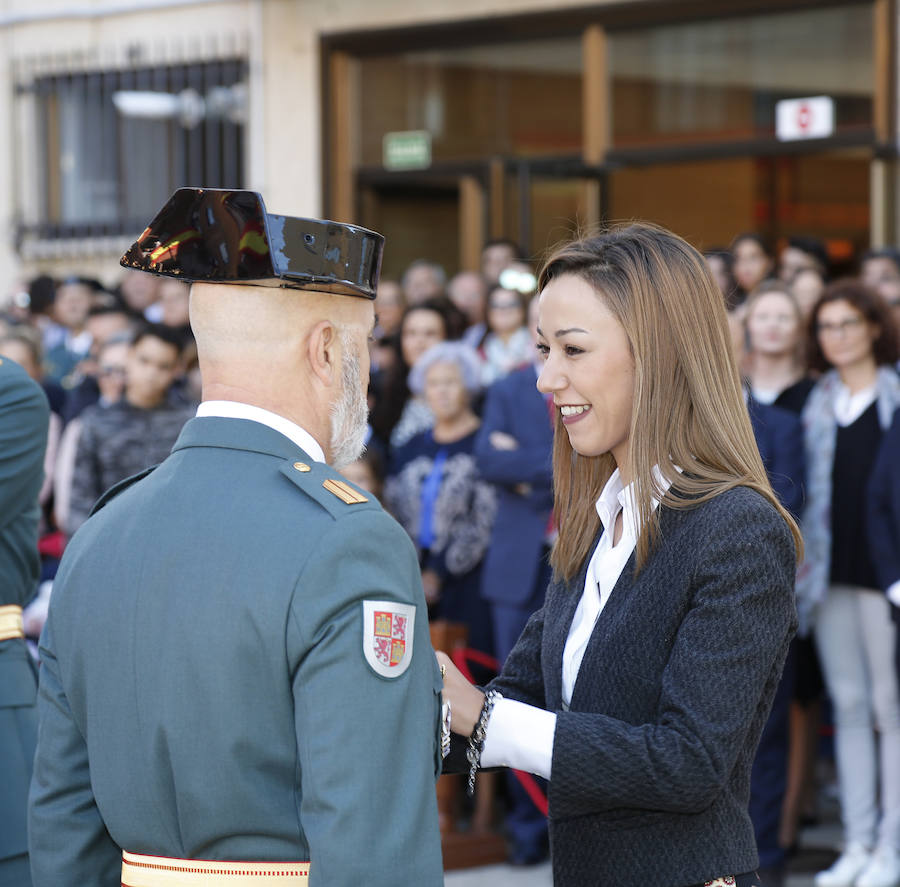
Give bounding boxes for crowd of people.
[4,227,900,887]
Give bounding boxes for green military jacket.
[29,416,444,886]
[0,357,48,864]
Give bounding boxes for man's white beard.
[329,336,368,470]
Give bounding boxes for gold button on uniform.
[293,462,311,473]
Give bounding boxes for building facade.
[2,0,898,288]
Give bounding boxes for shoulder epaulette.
[278,458,377,519]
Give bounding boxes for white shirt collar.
[833,380,877,427]
[594,469,627,536]
[196,400,327,463]
[594,465,675,540]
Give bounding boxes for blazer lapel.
[563,503,694,711]
[568,548,637,710]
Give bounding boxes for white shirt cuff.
[480,697,556,780]
[887,581,900,608]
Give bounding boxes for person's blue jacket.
[747,394,805,519]
[868,407,900,613]
[474,364,554,607]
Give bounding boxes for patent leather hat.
[120,188,383,299]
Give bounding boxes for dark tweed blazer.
[469,485,797,887]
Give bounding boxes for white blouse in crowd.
[480,467,674,780]
[832,380,877,428]
[195,400,326,463]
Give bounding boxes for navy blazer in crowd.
[474,365,554,607]
[452,485,797,887]
[868,407,900,611]
[747,395,805,518]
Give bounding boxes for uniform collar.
[189,400,326,463]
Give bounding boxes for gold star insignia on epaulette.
[323,478,368,504]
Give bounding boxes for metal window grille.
[13,49,247,250]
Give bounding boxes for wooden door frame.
[322,0,890,257]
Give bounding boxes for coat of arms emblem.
[362,600,415,678]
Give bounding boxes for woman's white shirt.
[751,386,779,405]
[480,467,673,779]
[832,380,877,427]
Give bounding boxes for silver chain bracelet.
[440,700,452,759]
[466,689,501,796]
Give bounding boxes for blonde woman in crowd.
[745,280,815,414]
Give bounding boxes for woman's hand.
[436,650,485,737]
[489,430,519,451]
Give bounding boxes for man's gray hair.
[408,341,482,396]
[401,259,446,291]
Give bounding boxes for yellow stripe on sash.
[121,851,310,886]
[0,605,24,642]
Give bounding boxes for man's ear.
[307,320,339,388]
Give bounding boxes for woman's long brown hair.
[540,223,803,583]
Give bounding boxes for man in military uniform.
[29,189,445,887]
[0,356,49,887]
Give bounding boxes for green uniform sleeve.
[0,364,48,532]
[29,610,120,887]
[287,508,444,887]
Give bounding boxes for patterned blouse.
[384,429,497,576]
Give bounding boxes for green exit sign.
[383,130,432,170]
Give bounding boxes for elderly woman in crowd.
[384,341,497,657]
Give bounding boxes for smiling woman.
[536,275,634,464]
[438,222,803,887]
[536,225,801,583]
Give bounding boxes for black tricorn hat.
[120,187,383,300]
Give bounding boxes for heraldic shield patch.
[362,600,415,678]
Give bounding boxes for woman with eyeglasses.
[476,284,534,387]
[798,279,900,887]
